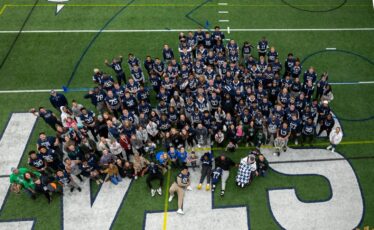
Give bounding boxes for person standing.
[49,90,68,111]
[168,166,192,215]
[214,154,236,196]
[197,152,213,191]
[327,127,343,152]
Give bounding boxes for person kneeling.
[168,166,192,215]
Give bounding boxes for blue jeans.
[110,175,122,185]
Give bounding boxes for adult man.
[49,90,68,111]
[214,154,235,196]
[168,166,192,215]
[144,162,163,197]
[105,55,126,85]
[30,107,62,130]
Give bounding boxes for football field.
[0,0,373,229]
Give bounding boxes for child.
[187,151,198,171]
[225,141,236,152]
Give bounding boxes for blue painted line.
[66,0,136,87]
[185,0,212,31]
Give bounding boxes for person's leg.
[110,176,119,185]
[176,187,185,210]
[146,174,154,189]
[206,167,212,184]
[169,183,178,197]
[157,173,164,188]
[199,165,208,184]
[221,170,230,191]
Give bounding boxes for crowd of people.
[9,26,342,214]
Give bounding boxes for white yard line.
[218,3,228,6]
[1,81,374,94]
[218,11,229,13]
[0,28,373,33]
[0,89,64,93]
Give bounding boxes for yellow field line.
[162,168,171,230]
[191,140,374,152]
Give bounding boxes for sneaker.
[96,180,101,185]
[157,187,162,195]
[283,146,287,152]
[99,179,104,183]
[187,186,192,191]
[197,183,202,190]
[77,187,82,192]
[134,176,138,180]
[273,152,277,156]
[151,189,156,197]
[326,145,332,150]
[295,140,298,145]
[220,190,225,196]
[206,184,210,191]
[168,195,174,202]
[331,148,335,153]
[212,184,216,192]
[70,187,74,192]
[176,209,184,215]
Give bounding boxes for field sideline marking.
[0,28,374,33]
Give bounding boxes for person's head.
[11,167,19,174]
[24,172,32,180]
[181,166,189,175]
[64,158,71,165]
[220,154,226,161]
[28,150,37,159]
[56,170,64,177]
[38,146,47,154]
[307,117,313,124]
[39,132,47,140]
[124,161,130,167]
[258,154,265,162]
[282,122,288,129]
[336,127,341,133]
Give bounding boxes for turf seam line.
[0,0,40,70]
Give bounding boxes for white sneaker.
[331,148,335,153]
[295,140,298,145]
[157,187,162,195]
[326,145,332,150]
[134,176,138,180]
[187,186,192,191]
[177,209,184,215]
[168,195,174,202]
[151,189,156,197]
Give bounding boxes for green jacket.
[9,168,41,184]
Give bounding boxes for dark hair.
[28,150,36,155]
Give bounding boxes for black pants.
[317,125,332,136]
[146,173,163,189]
[199,165,212,184]
[116,72,126,85]
[302,134,314,145]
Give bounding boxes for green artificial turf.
[0,0,373,229]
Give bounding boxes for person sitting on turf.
[144,162,163,197]
[214,154,236,196]
[101,162,122,185]
[55,170,82,193]
[256,154,269,177]
[133,154,150,179]
[211,167,223,192]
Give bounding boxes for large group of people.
[9,26,342,215]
